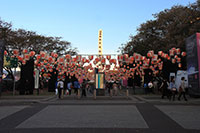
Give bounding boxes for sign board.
[175,70,188,89]
[186,33,200,96]
[95,73,104,89]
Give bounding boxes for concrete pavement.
[0,93,200,133]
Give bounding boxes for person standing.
[81,79,87,97]
[169,78,177,101]
[57,79,64,99]
[160,78,169,99]
[178,77,188,101]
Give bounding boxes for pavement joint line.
[0,104,48,130]
[136,103,186,132]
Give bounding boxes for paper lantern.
[172,58,176,63]
[152,54,158,61]
[106,55,111,60]
[176,48,181,55]
[169,49,175,56]
[17,56,23,61]
[51,52,55,57]
[40,51,46,59]
[76,55,82,62]
[36,55,41,60]
[124,54,129,59]
[181,52,186,57]
[29,51,35,57]
[81,57,87,63]
[54,53,58,58]
[58,57,64,63]
[178,63,182,68]
[101,58,106,64]
[37,63,41,67]
[24,54,30,60]
[22,60,26,65]
[88,55,94,60]
[164,54,169,59]
[158,51,163,56]
[118,55,123,61]
[4,50,8,55]
[23,49,28,54]
[13,49,19,55]
[177,58,181,63]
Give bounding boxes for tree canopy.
[119,1,200,56]
[0,18,77,55]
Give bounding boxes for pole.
[0,40,5,97]
[13,67,16,95]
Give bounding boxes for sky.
[0,0,197,55]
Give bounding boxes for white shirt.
[57,81,64,88]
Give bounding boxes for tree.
[0,18,77,94]
[120,2,200,56]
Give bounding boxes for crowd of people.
[160,77,188,101]
[38,71,188,101]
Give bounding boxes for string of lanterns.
[3,47,186,80]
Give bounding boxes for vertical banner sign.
[0,40,5,79]
[186,33,200,96]
[34,69,40,89]
[98,29,103,55]
[95,73,104,89]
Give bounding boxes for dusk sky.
[0,0,196,55]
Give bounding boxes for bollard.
[93,89,96,100]
[78,89,81,99]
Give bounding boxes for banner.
[34,69,40,89]
[96,73,104,89]
[186,33,200,96]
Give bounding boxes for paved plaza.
[0,94,200,133]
